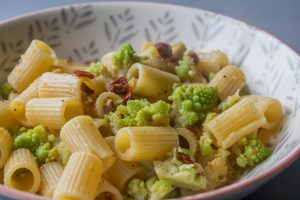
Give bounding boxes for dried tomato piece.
[189,52,199,65]
[73,70,95,79]
[121,92,133,105]
[186,125,200,134]
[155,42,172,59]
[80,83,94,95]
[108,77,131,96]
[177,152,194,164]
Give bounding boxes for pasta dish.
[0,40,283,200]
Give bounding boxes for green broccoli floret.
[86,61,107,76]
[154,148,207,191]
[170,84,218,127]
[199,135,213,156]
[146,177,175,200]
[107,99,170,130]
[218,92,241,112]
[127,178,148,200]
[0,82,14,100]
[13,125,58,165]
[236,136,271,168]
[113,43,139,69]
[175,55,197,82]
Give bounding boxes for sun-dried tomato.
[108,77,131,96]
[189,52,199,65]
[186,125,200,134]
[73,70,95,79]
[177,152,194,164]
[155,42,172,59]
[80,83,94,95]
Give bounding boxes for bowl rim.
[0,1,299,200]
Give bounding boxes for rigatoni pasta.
[0,128,13,168]
[0,101,17,129]
[208,65,246,100]
[104,136,145,192]
[8,40,56,92]
[127,63,180,100]
[38,72,82,99]
[95,179,123,200]
[9,78,39,126]
[25,97,84,129]
[205,98,267,148]
[39,162,64,197]
[53,152,103,200]
[115,127,179,161]
[60,115,115,171]
[4,149,40,193]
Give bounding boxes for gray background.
[0,0,299,199]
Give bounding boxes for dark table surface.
[0,0,300,199]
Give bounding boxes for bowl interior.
[0,1,300,198]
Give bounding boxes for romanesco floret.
[113,43,139,69]
[170,84,218,127]
[0,82,14,100]
[236,136,271,168]
[13,125,58,165]
[127,178,148,200]
[175,55,197,82]
[154,148,207,191]
[147,177,175,200]
[218,92,241,112]
[86,61,107,76]
[107,99,170,130]
[199,135,213,156]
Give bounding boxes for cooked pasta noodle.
[8,40,56,92]
[0,101,17,129]
[177,128,198,155]
[95,92,122,118]
[115,127,179,161]
[53,152,103,200]
[60,115,115,171]
[205,98,267,148]
[96,179,123,200]
[208,65,246,100]
[25,97,84,129]
[127,63,180,100]
[39,162,64,197]
[0,128,13,169]
[104,136,145,192]
[38,72,82,99]
[4,149,40,193]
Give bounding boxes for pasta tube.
[0,101,17,129]
[25,97,83,129]
[197,50,229,77]
[38,72,82,99]
[96,179,123,200]
[127,63,180,100]
[94,92,122,118]
[115,127,179,161]
[8,40,56,92]
[39,162,64,197]
[53,152,103,200]
[177,128,197,155]
[0,128,13,168]
[60,115,115,171]
[208,65,246,100]
[246,95,283,130]
[104,136,145,192]
[94,118,114,137]
[205,98,267,148]
[10,78,39,126]
[4,149,40,193]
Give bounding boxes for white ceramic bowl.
[0,2,299,200]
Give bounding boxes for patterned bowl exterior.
[0,2,299,200]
